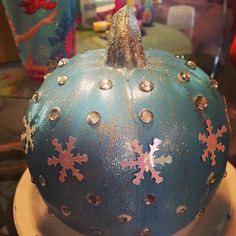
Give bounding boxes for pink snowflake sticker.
[198,119,227,166]
[121,138,172,185]
[47,136,88,183]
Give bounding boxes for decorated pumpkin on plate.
[21,6,230,236]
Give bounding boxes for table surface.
[13,163,236,236]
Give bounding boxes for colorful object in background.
[142,0,154,26]
[74,0,82,25]
[1,0,76,81]
[93,21,111,32]
[0,60,36,98]
[80,0,97,29]
[23,6,230,236]
[19,0,57,15]
[230,36,236,68]
[114,0,123,13]
[96,1,115,22]
[127,0,135,7]
[167,5,195,39]
[127,0,136,15]
[135,0,144,20]
[48,12,76,59]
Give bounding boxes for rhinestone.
[178,72,190,82]
[144,194,156,205]
[207,172,216,186]
[186,60,196,69]
[32,91,42,103]
[91,228,104,235]
[139,80,154,92]
[139,109,153,123]
[57,75,68,85]
[118,214,132,223]
[209,79,218,88]
[58,58,69,67]
[61,205,71,216]
[176,206,186,215]
[175,54,185,59]
[49,107,60,121]
[44,73,51,80]
[99,79,113,90]
[87,111,101,125]
[48,207,55,217]
[224,171,227,177]
[86,193,101,206]
[38,175,46,187]
[140,228,151,236]
[194,96,208,111]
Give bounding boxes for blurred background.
[0,0,236,235]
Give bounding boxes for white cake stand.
[13,163,236,236]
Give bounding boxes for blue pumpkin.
[21,6,230,236]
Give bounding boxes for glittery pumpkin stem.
[107,5,146,69]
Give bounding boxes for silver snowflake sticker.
[121,138,173,185]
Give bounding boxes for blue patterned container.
[2,0,76,81]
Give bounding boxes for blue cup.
[1,0,77,81]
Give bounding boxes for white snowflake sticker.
[198,119,227,166]
[21,112,36,154]
[47,136,88,183]
[121,138,173,185]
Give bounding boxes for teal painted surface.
[25,49,230,236]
